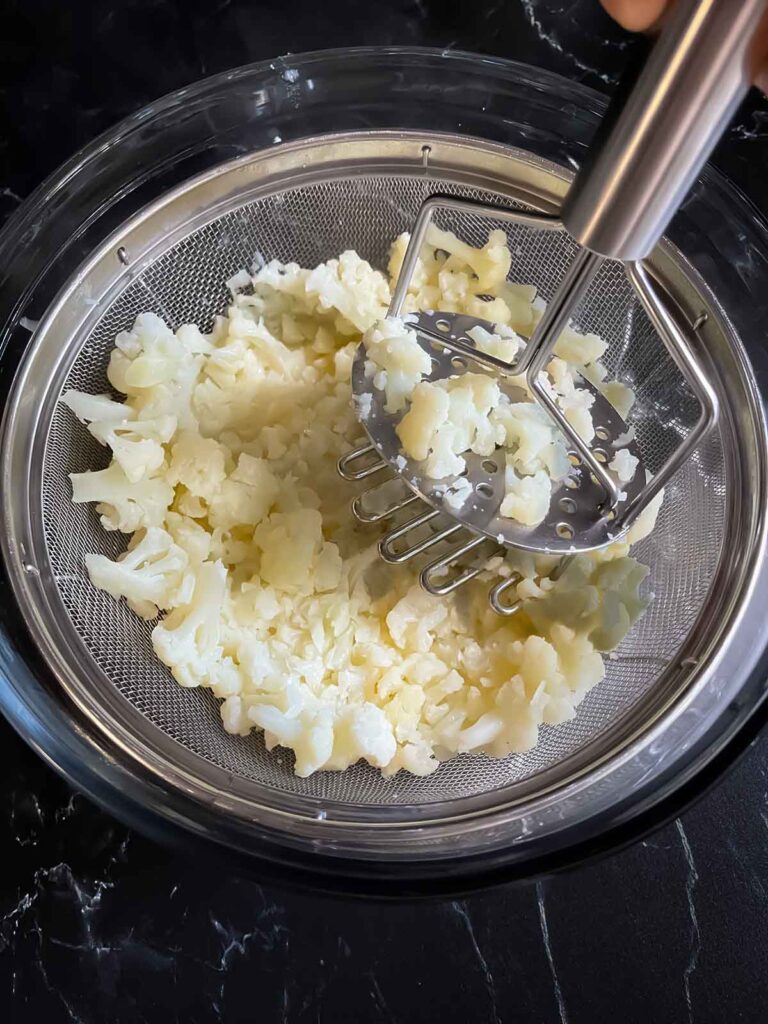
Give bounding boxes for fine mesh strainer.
[1,49,768,887]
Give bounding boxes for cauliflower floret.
[554,325,608,366]
[89,416,175,484]
[467,323,523,365]
[207,454,280,531]
[61,390,176,483]
[211,307,305,380]
[252,509,342,594]
[107,315,210,430]
[305,251,391,333]
[444,476,474,510]
[500,465,552,525]
[120,312,211,389]
[609,447,639,484]
[70,464,173,532]
[624,489,664,545]
[250,706,336,778]
[386,586,448,652]
[600,379,636,419]
[166,430,228,507]
[387,229,512,321]
[396,374,502,475]
[85,526,191,619]
[526,554,650,652]
[251,252,390,337]
[497,282,539,335]
[427,226,511,292]
[559,384,596,445]
[320,704,398,772]
[363,317,432,414]
[61,391,134,425]
[492,401,561,474]
[396,382,450,461]
[152,560,237,691]
[164,512,212,564]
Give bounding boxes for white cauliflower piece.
[491,401,559,474]
[396,382,450,461]
[121,313,210,389]
[497,282,539,335]
[601,379,636,419]
[61,391,134,425]
[305,251,390,333]
[363,317,432,414]
[427,226,511,292]
[444,476,473,510]
[609,448,639,484]
[61,390,176,483]
[559,385,596,445]
[152,560,237,690]
[466,323,523,365]
[70,464,173,532]
[253,509,342,594]
[85,526,191,619]
[500,465,552,525]
[386,586,448,652]
[207,454,280,531]
[526,554,650,652]
[396,374,502,476]
[554,325,608,366]
[166,430,228,504]
[108,315,210,430]
[624,488,665,546]
[164,512,212,564]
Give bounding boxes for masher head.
[351,309,646,554]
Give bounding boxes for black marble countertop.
[3,1,768,1021]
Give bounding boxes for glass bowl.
[1,48,768,894]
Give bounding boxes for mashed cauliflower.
[63,232,659,778]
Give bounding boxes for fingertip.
[600,0,669,33]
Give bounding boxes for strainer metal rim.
[0,51,765,876]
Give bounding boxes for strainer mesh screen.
[41,174,724,804]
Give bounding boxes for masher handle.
[563,0,768,261]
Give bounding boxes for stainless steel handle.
[563,0,768,261]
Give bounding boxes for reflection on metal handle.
[563,0,768,261]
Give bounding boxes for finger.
[599,0,670,32]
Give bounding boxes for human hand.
[600,0,768,91]
[599,0,668,32]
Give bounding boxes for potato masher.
[339,0,767,612]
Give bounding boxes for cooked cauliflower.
[85,526,192,619]
[65,233,661,778]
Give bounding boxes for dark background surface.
[2,1,768,1021]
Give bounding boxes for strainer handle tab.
[562,0,768,262]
